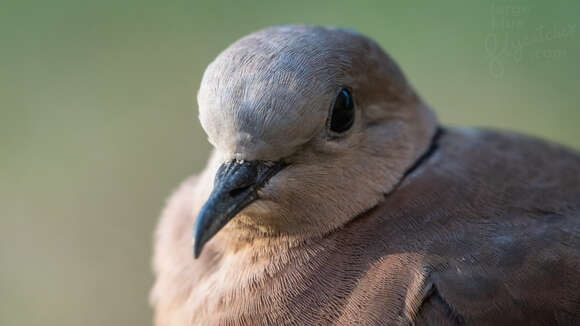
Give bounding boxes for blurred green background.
[1,1,578,325]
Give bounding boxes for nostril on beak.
[193,160,286,258]
[228,184,253,197]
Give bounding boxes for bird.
[150,25,580,325]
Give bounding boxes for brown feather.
[151,26,580,325]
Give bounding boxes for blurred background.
[1,0,578,325]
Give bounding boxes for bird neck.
[214,222,325,258]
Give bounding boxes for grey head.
[194,25,437,257]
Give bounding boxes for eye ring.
[327,88,355,135]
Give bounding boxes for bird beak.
[193,160,286,258]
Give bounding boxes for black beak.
[193,160,286,258]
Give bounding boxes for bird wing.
[415,285,466,325]
[407,128,580,324]
[427,209,580,325]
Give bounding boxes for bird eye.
[329,89,355,134]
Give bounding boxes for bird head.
[193,26,437,258]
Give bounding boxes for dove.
[151,25,580,325]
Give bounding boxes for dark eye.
[329,89,355,134]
